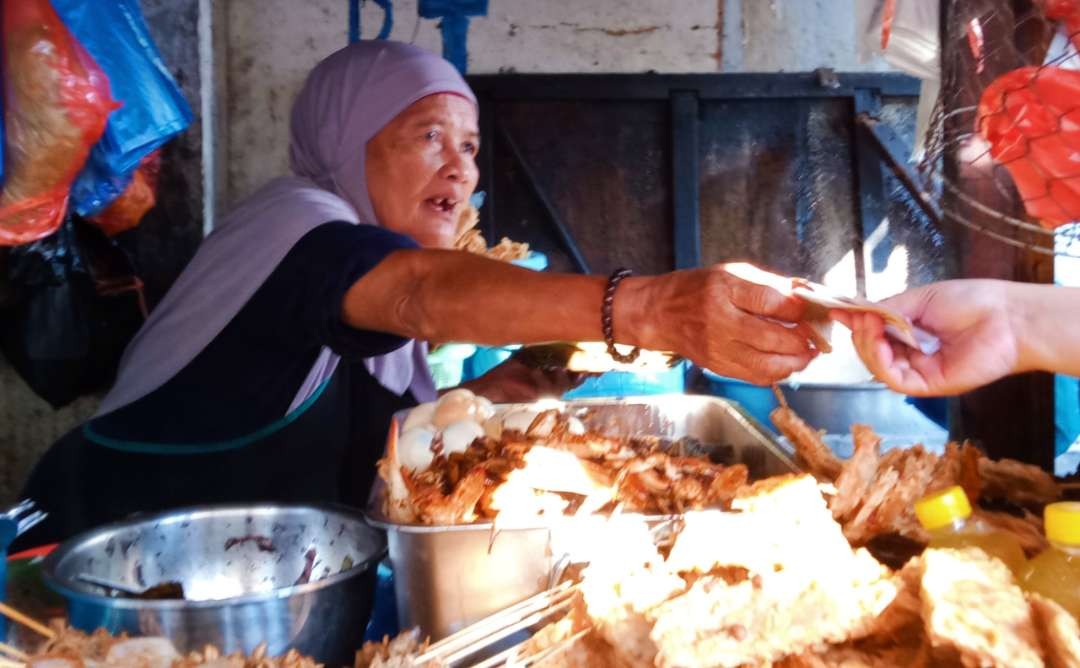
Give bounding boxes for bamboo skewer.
[0,643,28,662]
[0,603,55,640]
[415,581,577,664]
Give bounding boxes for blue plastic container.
[564,362,687,399]
[363,560,399,643]
[463,345,518,381]
[427,343,478,389]
[0,552,6,639]
[511,251,548,272]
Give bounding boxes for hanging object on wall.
[418,0,488,73]
[349,0,394,43]
[0,0,117,246]
[51,0,193,218]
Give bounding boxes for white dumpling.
[567,416,587,435]
[441,419,485,455]
[105,638,179,668]
[398,427,437,471]
[402,401,437,432]
[432,388,479,428]
[473,396,496,421]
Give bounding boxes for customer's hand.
[454,358,590,403]
[638,263,820,385]
[832,279,1023,396]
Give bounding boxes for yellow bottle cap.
[915,485,973,531]
[1045,502,1080,546]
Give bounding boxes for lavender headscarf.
[96,41,476,418]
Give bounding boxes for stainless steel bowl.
[42,504,385,666]
[702,372,948,446]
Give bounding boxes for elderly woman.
[16,41,818,546]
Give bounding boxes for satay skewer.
[0,603,56,640]
[0,643,27,662]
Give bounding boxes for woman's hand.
[348,252,822,386]
[453,358,590,403]
[832,280,1025,396]
[623,263,819,385]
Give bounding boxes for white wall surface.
[220,0,890,208]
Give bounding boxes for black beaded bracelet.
[602,267,642,364]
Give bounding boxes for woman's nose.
[440,150,474,183]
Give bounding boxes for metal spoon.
[77,573,146,596]
[77,573,186,599]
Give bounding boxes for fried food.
[980,457,1061,508]
[919,547,1044,667]
[379,405,748,526]
[651,475,899,667]
[452,205,530,262]
[28,623,322,668]
[772,406,1060,552]
[770,405,843,480]
[1029,594,1080,668]
[354,629,439,668]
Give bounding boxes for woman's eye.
[462,141,478,155]
[424,130,440,141]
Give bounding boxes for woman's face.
[365,93,480,248]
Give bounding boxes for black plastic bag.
[0,215,146,408]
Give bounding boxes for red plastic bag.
[0,0,117,246]
[977,66,1080,228]
[1040,0,1080,52]
[88,150,161,237]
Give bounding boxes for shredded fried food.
[979,457,1061,508]
[28,623,322,668]
[354,629,440,668]
[771,407,1060,552]
[452,205,530,262]
[380,407,747,525]
[769,405,843,480]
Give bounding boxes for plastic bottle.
[914,485,1027,577]
[1022,501,1080,619]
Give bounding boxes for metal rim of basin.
[41,503,386,611]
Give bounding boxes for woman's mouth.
[424,197,458,215]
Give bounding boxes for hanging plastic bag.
[1039,0,1080,52]
[855,0,895,62]
[977,66,1080,228]
[0,0,116,246]
[0,215,146,408]
[88,150,161,237]
[52,0,192,216]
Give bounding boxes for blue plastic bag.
[51,0,192,216]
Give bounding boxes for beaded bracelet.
[602,268,642,364]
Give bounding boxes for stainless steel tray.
[365,394,797,640]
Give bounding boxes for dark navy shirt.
[89,221,418,444]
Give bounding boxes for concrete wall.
[222,0,890,207]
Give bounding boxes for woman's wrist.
[610,275,664,352]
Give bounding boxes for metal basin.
[42,504,385,666]
[702,373,949,457]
